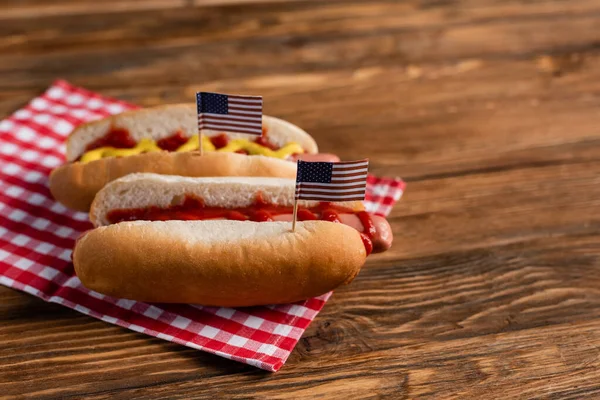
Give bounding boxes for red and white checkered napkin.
[0,80,405,371]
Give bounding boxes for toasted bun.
[66,104,318,162]
[73,220,366,306]
[90,174,365,227]
[49,152,297,212]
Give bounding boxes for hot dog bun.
[90,174,364,227]
[50,152,298,212]
[66,105,318,162]
[50,105,318,211]
[73,220,366,306]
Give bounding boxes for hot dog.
[73,174,386,306]
[49,104,339,211]
[89,174,393,253]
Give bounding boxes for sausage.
[292,153,340,162]
[272,213,393,253]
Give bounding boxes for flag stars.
[197,92,229,115]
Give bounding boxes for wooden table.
[2,1,600,398]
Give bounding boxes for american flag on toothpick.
[196,92,263,135]
[295,159,369,201]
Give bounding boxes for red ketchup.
[359,233,373,255]
[296,209,318,221]
[210,133,229,149]
[106,195,375,253]
[320,209,341,223]
[85,128,137,151]
[157,131,189,151]
[254,126,279,150]
[356,211,375,256]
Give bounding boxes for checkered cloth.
[0,80,405,372]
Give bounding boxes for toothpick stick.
[199,129,204,156]
[292,199,299,232]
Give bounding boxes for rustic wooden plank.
[0,0,598,91]
[0,0,328,20]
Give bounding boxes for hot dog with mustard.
[49,104,340,211]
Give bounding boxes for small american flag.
[295,159,369,201]
[196,92,263,135]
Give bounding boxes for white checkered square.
[107,104,125,114]
[116,299,136,310]
[0,142,18,154]
[47,87,66,99]
[286,305,309,318]
[55,226,74,238]
[66,94,84,105]
[5,186,24,197]
[86,98,104,109]
[54,120,73,135]
[244,316,265,329]
[227,335,248,348]
[32,218,51,230]
[30,98,49,110]
[49,202,67,214]
[216,308,235,319]
[14,258,34,270]
[0,120,15,132]
[2,163,20,175]
[257,344,280,356]
[58,249,71,262]
[38,137,57,149]
[50,105,68,114]
[0,249,11,261]
[34,242,54,254]
[33,114,51,125]
[273,324,293,337]
[28,193,47,206]
[21,150,39,162]
[143,306,164,319]
[199,326,220,339]
[14,109,32,120]
[15,126,36,141]
[39,267,60,280]
[11,234,30,246]
[40,155,61,168]
[171,316,192,330]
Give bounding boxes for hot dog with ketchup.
[49,104,339,211]
[89,174,393,254]
[73,174,391,306]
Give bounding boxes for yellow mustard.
[78,135,304,163]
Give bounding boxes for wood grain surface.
[2,0,600,398]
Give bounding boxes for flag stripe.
[330,175,368,182]
[331,171,369,178]
[228,97,263,104]
[295,183,367,190]
[199,123,262,134]
[229,104,262,111]
[294,194,367,201]
[292,188,366,196]
[199,113,263,123]
[333,165,369,173]
[199,116,262,128]
[332,161,369,168]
